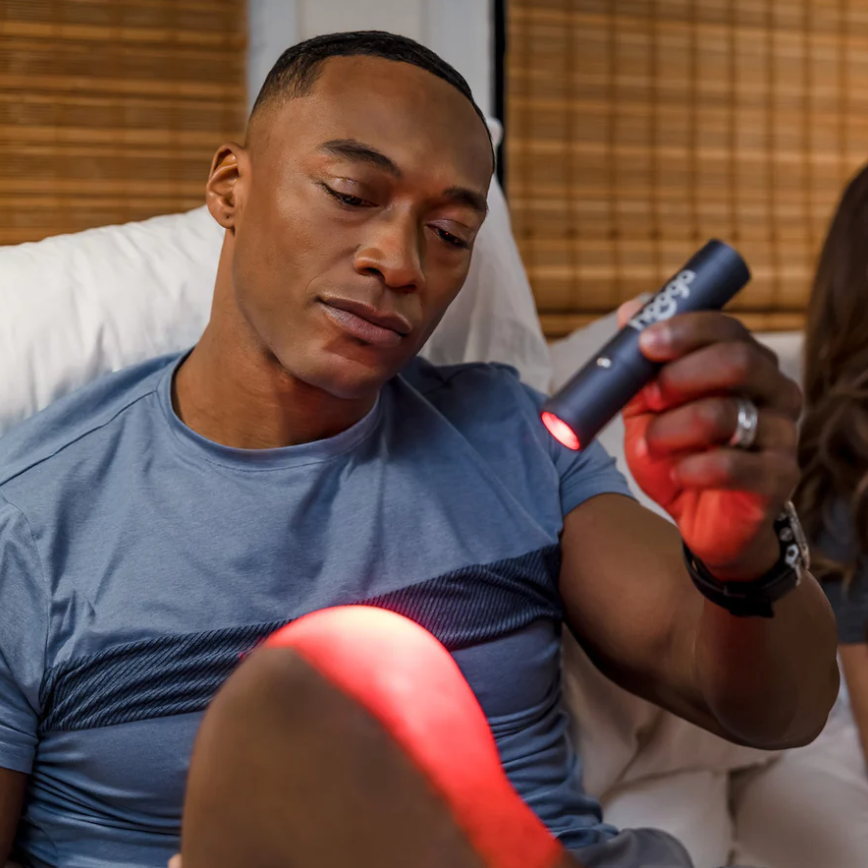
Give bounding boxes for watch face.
[780,500,811,571]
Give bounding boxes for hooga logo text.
[628,270,697,331]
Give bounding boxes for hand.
[168,856,181,868]
[617,299,802,580]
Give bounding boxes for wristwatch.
[683,501,810,618]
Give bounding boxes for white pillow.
[0,208,220,436]
[0,143,551,436]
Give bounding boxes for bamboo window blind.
[507,0,868,337]
[0,0,247,246]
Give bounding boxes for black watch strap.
[682,542,800,618]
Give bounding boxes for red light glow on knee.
[264,606,563,868]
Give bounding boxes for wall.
[247,0,493,118]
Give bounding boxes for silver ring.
[729,398,760,450]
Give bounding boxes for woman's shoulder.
[813,498,868,644]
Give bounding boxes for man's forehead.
[265,56,493,180]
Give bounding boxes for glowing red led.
[541,412,580,451]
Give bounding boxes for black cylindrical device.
[541,240,751,451]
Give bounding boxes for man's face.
[225,56,494,400]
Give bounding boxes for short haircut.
[250,30,492,155]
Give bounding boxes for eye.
[321,184,373,208]
[432,226,470,250]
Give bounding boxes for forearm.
[561,497,839,749]
[693,572,839,749]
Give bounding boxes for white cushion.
[0,136,550,437]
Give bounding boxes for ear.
[206,143,248,230]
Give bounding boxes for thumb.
[616,293,652,329]
[168,856,182,868]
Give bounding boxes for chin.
[288,346,401,402]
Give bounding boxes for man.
[0,31,838,868]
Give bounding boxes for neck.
[173,322,377,451]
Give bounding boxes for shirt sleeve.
[0,493,49,773]
[517,380,635,517]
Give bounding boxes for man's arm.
[554,301,839,750]
[0,768,26,864]
[561,494,838,750]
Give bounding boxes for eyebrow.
[442,186,489,216]
[320,138,489,216]
[320,139,402,177]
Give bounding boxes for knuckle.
[696,400,730,437]
[717,449,741,480]
[726,315,751,340]
[723,341,754,383]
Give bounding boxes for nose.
[353,212,424,292]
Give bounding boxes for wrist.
[694,527,781,583]
[684,502,809,619]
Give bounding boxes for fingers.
[639,310,779,366]
[672,448,800,501]
[632,340,803,421]
[644,400,797,457]
[616,305,803,511]
[639,398,800,503]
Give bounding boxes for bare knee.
[201,644,341,746]
[181,646,485,868]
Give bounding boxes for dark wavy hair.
[796,162,868,584]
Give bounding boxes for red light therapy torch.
[541,240,751,451]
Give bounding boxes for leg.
[181,644,488,868]
[595,771,727,868]
[731,702,868,868]
[180,606,578,868]
[570,828,697,868]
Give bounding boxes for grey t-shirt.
[0,352,633,868]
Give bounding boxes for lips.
[319,297,412,348]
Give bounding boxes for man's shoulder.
[395,357,553,459]
[0,353,179,489]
